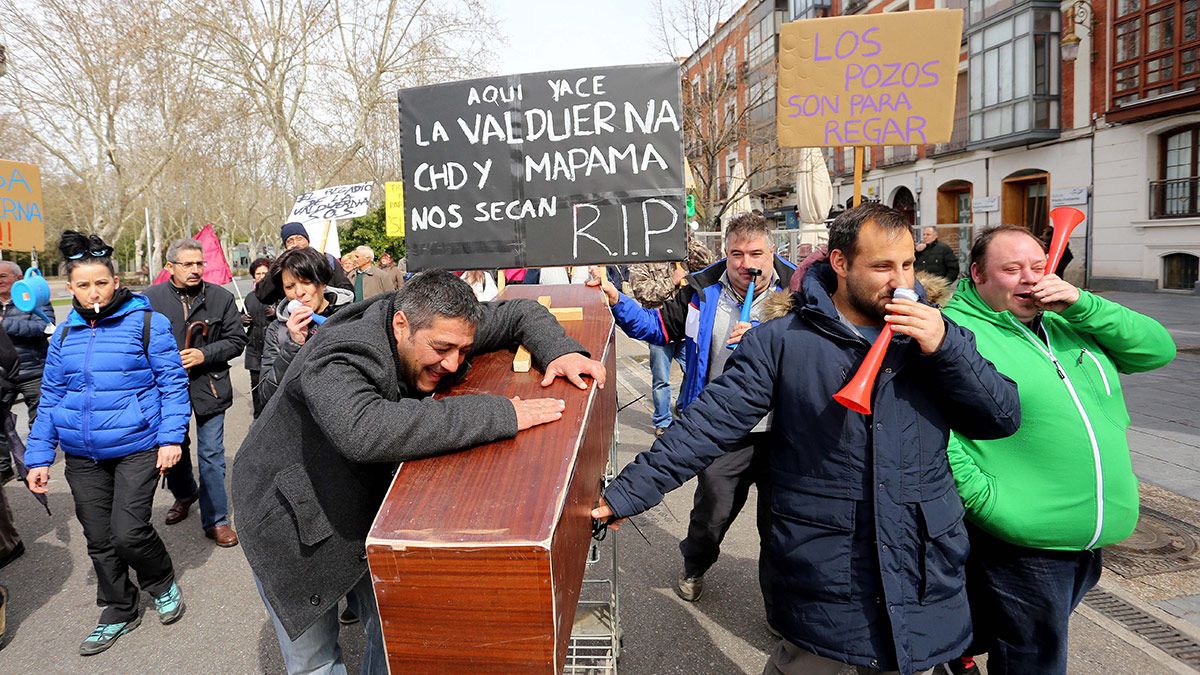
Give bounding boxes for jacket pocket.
[123,395,150,431]
[770,488,855,602]
[919,487,968,605]
[204,369,232,401]
[1072,348,1130,428]
[274,463,334,547]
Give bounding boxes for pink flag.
[152,223,233,285]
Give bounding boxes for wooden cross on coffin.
[513,295,584,372]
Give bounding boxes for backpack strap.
[142,311,152,358]
[57,324,71,347]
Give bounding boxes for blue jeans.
[965,524,1103,675]
[256,573,387,675]
[648,341,684,429]
[167,412,229,530]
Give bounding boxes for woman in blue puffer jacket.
[25,231,192,656]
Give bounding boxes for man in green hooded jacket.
[942,225,1176,674]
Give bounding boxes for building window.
[1163,252,1199,289]
[937,180,974,224]
[1112,0,1200,108]
[1002,170,1050,237]
[1151,123,1200,218]
[1161,249,1200,285]
[967,2,1060,147]
[790,0,831,20]
[892,186,917,226]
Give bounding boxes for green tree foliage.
[339,205,405,259]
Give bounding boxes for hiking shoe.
[675,572,704,602]
[79,615,141,655]
[153,582,185,625]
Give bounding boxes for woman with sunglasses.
[258,246,354,405]
[24,231,192,655]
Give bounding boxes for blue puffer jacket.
[603,262,1021,674]
[25,294,191,467]
[610,255,796,410]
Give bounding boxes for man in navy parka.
[594,204,1021,675]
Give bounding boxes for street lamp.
[1061,0,1094,63]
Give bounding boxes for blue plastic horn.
[287,300,326,325]
[12,268,54,323]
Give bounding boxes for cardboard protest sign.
[398,63,686,271]
[288,182,373,223]
[385,181,405,237]
[777,10,963,147]
[0,159,45,251]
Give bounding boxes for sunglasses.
[66,246,113,260]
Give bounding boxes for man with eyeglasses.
[145,238,247,547]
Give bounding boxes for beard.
[845,273,889,323]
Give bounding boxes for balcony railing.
[1150,177,1200,219]
[878,145,916,167]
[930,135,969,157]
[843,0,869,15]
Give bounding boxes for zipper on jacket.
[84,322,97,461]
[1006,316,1105,550]
[1079,349,1111,396]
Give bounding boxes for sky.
[488,0,668,76]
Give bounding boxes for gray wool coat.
[231,291,587,639]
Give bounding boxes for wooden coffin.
[366,284,617,673]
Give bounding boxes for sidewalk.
[1095,290,1200,503]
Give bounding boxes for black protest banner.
[399,63,686,271]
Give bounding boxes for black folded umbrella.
[6,412,49,515]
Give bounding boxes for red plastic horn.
[833,288,918,415]
[1046,207,1086,275]
[833,324,895,415]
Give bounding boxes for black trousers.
[64,450,175,623]
[965,524,1102,675]
[679,434,772,604]
[249,369,264,418]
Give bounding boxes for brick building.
[685,0,1200,290]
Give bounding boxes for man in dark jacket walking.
[914,226,960,281]
[592,214,795,607]
[253,222,354,306]
[242,258,274,418]
[145,239,248,547]
[593,204,1021,675]
[232,270,605,673]
[0,261,54,484]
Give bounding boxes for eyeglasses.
[66,247,113,260]
[170,261,207,269]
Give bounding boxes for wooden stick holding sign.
[852,148,865,208]
[513,295,583,372]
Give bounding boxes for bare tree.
[1,0,498,264]
[0,0,208,241]
[653,0,790,231]
[184,0,493,196]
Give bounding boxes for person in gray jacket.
[258,247,355,405]
[231,270,606,674]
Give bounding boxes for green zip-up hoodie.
[943,280,1175,551]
